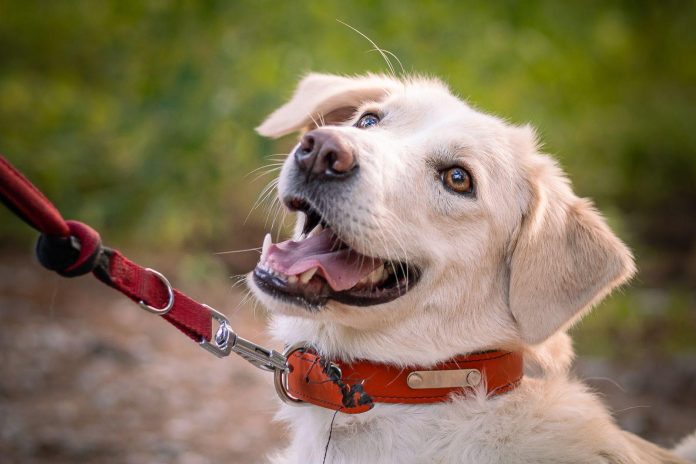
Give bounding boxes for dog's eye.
[356,113,380,129]
[440,167,473,195]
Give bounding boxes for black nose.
[294,129,357,181]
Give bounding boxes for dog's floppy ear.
[256,73,400,138]
[509,139,635,345]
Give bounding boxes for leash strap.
[97,248,213,342]
[0,155,212,342]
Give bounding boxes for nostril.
[325,150,337,170]
[294,135,318,174]
[300,134,315,153]
[328,148,356,175]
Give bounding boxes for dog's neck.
[271,314,575,378]
[270,311,522,367]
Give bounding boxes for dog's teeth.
[309,224,324,237]
[368,264,385,283]
[261,233,272,262]
[288,275,298,284]
[299,267,317,284]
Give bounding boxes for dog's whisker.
[244,161,285,178]
[613,405,651,414]
[271,207,287,241]
[250,165,283,183]
[366,48,405,76]
[375,212,411,294]
[254,178,281,211]
[261,201,281,231]
[268,199,287,240]
[277,208,290,239]
[378,231,403,295]
[215,247,262,255]
[386,217,411,282]
[237,288,256,312]
[308,112,323,129]
[583,377,626,393]
[376,48,405,75]
[229,274,249,290]
[245,177,280,225]
[250,295,263,319]
[337,20,397,77]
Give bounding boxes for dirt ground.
[1,254,695,463]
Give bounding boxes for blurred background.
[1,1,694,462]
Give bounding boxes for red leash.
[0,155,212,341]
[0,154,286,369]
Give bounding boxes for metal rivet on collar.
[466,369,482,387]
[407,372,424,388]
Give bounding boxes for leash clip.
[199,304,287,372]
[199,304,234,358]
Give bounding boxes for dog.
[249,73,696,463]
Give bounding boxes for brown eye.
[440,167,473,194]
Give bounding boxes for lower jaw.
[252,267,420,309]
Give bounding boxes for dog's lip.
[284,196,326,236]
[283,196,338,241]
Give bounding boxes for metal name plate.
[406,369,482,389]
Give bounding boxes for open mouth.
[253,198,420,308]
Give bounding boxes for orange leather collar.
[284,348,523,414]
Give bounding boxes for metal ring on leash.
[138,267,175,315]
[274,342,310,406]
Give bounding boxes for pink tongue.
[266,229,381,291]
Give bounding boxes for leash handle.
[0,156,70,236]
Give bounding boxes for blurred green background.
[1,0,694,357]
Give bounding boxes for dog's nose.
[294,129,357,180]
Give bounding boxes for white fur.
[251,73,693,463]
[675,433,696,462]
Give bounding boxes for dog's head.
[249,73,634,357]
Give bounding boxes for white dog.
[249,73,696,463]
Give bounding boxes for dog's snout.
[294,130,357,180]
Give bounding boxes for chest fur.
[269,377,637,464]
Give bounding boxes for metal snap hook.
[199,304,235,358]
